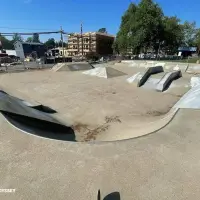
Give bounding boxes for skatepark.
[1,61,200,199]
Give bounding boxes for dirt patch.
[72,116,121,142]
[146,110,169,116]
[83,124,110,142]
[72,123,110,142]
[72,123,90,133]
[105,116,121,123]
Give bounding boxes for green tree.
[114,0,164,54]
[194,29,200,54]
[44,38,55,48]
[182,21,197,46]
[0,36,13,49]
[26,37,33,42]
[114,3,137,54]
[162,16,184,54]
[133,0,164,53]
[12,33,23,43]
[32,33,40,43]
[98,28,107,33]
[55,41,67,48]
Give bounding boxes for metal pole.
[81,23,84,59]
[60,26,64,63]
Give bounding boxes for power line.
[0,31,68,36]
[0,26,58,31]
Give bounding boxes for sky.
[0,0,200,42]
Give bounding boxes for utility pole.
[81,23,84,59]
[60,26,64,63]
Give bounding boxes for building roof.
[178,47,197,52]
[14,41,44,46]
[22,42,44,45]
[68,32,115,38]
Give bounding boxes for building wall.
[67,32,115,56]
[96,34,114,55]
[14,41,46,60]
[57,47,69,57]
[22,44,45,58]
[14,41,25,60]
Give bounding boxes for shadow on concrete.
[0,90,76,141]
[162,75,181,92]
[32,105,57,114]
[138,66,164,87]
[104,192,121,200]
[98,190,121,200]
[2,111,76,142]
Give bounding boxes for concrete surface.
[1,107,200,199]
[83,67,126,79]
[1,66,200,200]
[121,60,191,73]
[0,68,184,142]
[58,62,94,72]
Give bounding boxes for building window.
[84,38,89,43]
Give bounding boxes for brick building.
[67,32,115,57]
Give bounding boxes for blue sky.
[0,0,200,41]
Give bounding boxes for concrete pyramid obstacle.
[83,67,126,78]
[52,62,93,72]
[127,72,142,83]
[51,63,65,72]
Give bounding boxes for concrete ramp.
[96,108,179,141]
[137,66,164,87]
[92,63,110,68]
[127,72,142,83]
[164,63,188,73]
[174,85,200,109]
[186,65,200,74]
[156,70,182,92]
[54,62,93,72]
[0,91,75,141]
[51,63,65,72]
[83,67,126,79]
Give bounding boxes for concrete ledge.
[186,65,200,74]
[156,70,182,92]
[137,66,164,87]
